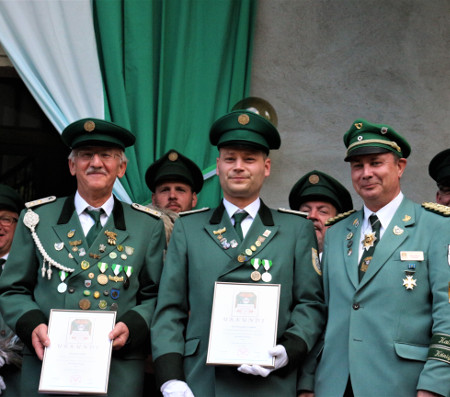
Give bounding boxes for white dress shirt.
[223,197,260,239]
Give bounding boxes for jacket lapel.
[205,203,239,259]
[344,210,363,289]
[358,198,414,289]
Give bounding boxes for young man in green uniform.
[0,118,166,396]
[299,119,450,397]
[146,149,204,214]
[151,110,326,397]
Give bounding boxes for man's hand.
[31,323,50,360]
[108,322,129,350]
[298,393,314,397]
[161,380,194,397]
[237,345,289,377]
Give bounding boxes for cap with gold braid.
[343,119,411,161]
[209,110,281,154]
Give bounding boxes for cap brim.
[345,146,392,161]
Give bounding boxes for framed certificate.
[206,282,280,367]
[39,309,116,395]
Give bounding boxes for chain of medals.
[24,209,75,279]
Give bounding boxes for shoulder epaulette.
[179,207,210,216]
[132,203,162,218]
[325,209,357,226]
[421,202,450,217]
[25,196,56,209]
[277,208,308,218]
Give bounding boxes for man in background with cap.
[0,118,166,396]
[151,110,325,397]
[289,170,353,254]
[0,184,24,396]
[146,149,204,213]
[299,119,450,396]
[429,148,450,206]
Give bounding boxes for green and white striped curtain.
[0,0,257,207]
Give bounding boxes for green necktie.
[358,214,381,281]
[233,211,248,241]
[86,209,104,247]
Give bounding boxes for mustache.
[86,167,107,175]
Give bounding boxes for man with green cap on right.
[151,110,325,397]
[298,119,450,397]
[289,170,353,254]
[428,148,450,206]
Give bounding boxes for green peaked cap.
[343,118,411,161]
[289,170,353,213]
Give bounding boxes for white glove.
[0,356,5,368]
[0,375,5,394]
[161,379,195,397]
[237,345,289,377]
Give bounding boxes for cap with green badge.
[289,170,353,213]
[61,118,135,149]
[343,119,411,161]
[209,110,281,154]
[145,149,204,193]
[0,184,24,214]
[429,148,450,187]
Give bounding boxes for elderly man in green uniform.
[299,119,450,397]
[151,110,326,397]
[146,149,204,214]
[0,118,166,396]
[0,184,25,396]
[429,148,450,206]
[289,170,353,254]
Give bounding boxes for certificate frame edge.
[38,309,117,395]
[206,281,281,368]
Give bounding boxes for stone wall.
[252,0,450,209]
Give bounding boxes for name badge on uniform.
[400,251,424,261]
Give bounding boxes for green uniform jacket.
[151,201,326,397]
[0,196,166,397]
[0,263,22,397]
[311,197,450,396]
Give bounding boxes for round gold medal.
[245,248,252,256]
[97,274,108,285]
[237,255,245,263]
[79,299,91,310]
[251,271,261,282]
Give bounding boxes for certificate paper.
[207,282,280,367]
[39,309,116,395]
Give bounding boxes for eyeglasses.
[76,150,122,163]
[0,216,18,227]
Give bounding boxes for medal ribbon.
[262,259,272,271]
[250,258,260,270]
[112,264,123,276]
[124,266,134,278]
[59,271,68,282]
[97,262,108,273]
